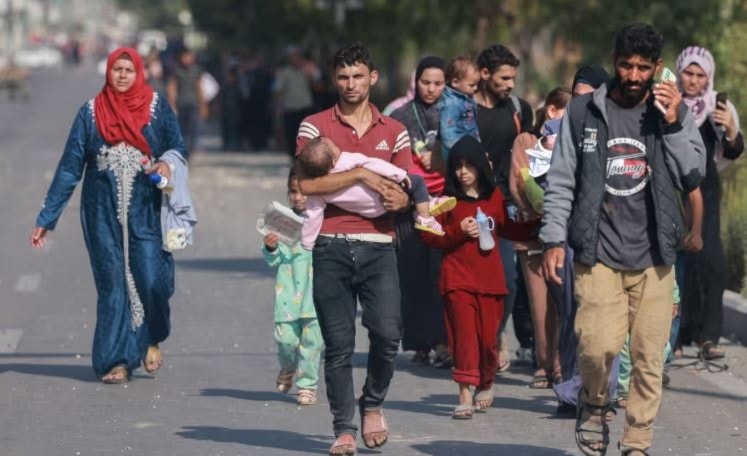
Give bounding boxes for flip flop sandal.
[297,389,317,406]
[529,375,552,389]
[700,341,725,360]
[143,345,163,374]
[451,404,475,420]
[575,392,610,456]
[473,388,494,412]
[101,365,130,384]
[358,396,388,449]
[276,370,294,393]
[329,433,357,455]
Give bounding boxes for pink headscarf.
[676,46,716,127]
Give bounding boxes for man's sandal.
[575,396,610,456]
[452,404,474,420]
[473,388,494,412]
[276,370,293,393]
[143,345,163,374]
[329,433,357,455]
[358,396,388,449]
[297,389,317,406]
[619,442,649,455]
[101,365,129,384]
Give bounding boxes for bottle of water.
[475,207,495,251]
[149,173,169,190]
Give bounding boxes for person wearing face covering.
[390,56,453,367]
[675,46,744,361]
[30,48,188,384]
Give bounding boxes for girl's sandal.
[101,365,129,384]
[473,388,494,412]
[143,345,163,374]
[529,374,552,389]
[451,404,474,420]
[276,370,294,393]
[297,389,317,406]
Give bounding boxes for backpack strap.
[510,94,522,135]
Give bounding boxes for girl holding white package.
[262,167,323,406]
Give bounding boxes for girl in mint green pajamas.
[261,169,323,406]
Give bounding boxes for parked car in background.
[15,46,64,70]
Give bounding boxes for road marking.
[0,329,23,353]
[14,273,40,293]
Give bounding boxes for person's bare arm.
[298,167,402,197]
[167,77,177,111]
[684,187,704,252]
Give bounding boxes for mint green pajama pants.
[617,333,672,398]
[275,318,323,390]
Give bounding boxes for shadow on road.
[412,440,573,455]
[175,427,376,454]
[0,363,98,382]
[176,257,273,277]
[384,392,555,418]
[199,387,297,404]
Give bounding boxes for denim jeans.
[312,236,402,437]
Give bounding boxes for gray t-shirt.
[596,97,661,270]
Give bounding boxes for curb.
[723,290,747,346]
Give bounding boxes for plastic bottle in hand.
[475,207,495,251]
[150,173,170,190]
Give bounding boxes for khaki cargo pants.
[574,262,674,451]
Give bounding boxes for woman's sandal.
[101,365,129,384]
[529,374,552,389]
[276,370,294,393]
[297,389,317,406]
[575,395,610,456]
[452,404,475,420]
[473,388,494,412]
[700,341,725,360]
[143,345,163,374]
[329,433,357,455]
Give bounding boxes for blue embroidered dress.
[36,93,187,377]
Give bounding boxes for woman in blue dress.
[30,48,187,384]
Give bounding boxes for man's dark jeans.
[312,236,402,437]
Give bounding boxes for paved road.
[2,66,747,456]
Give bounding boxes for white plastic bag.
[256,201,304,245]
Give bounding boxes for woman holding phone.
[675,46,744,361]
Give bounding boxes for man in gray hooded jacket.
[540,24,705,456]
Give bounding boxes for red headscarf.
[94,48,154,154]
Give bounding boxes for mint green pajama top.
[262,243,316,322]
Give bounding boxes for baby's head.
[445,56,480,95]
[296,137,341,179]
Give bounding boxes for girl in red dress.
[421,135,538,419]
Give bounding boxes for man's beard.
[618,77,653,104]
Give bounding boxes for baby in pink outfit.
[296,137,455,250]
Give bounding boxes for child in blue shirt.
[439,56,481,161]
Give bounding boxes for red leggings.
[444,291,504,389]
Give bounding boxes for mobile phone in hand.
[654,67,677,114]
[716,92,728,107]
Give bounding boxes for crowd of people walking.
[31,21,742,456]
